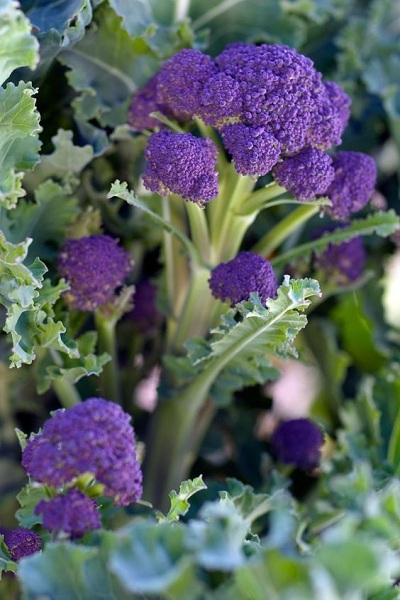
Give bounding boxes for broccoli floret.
[221,123,281,176]
[271,418,324,469]
[273,147,334,201]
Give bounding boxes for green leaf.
[0,234,77,367]
[188,498,250,571]
[220,479,273,525]
[36,331,110,394]
[234,547,312,600]
[0,535,17,576]
[109,521,198,595]
[24,129,94,193]
[1,179,80,262]
[0,0,39,86]
[189,0,308,54]
[332,292,389,373]
[271,211,400,269]
[0,81,42,209]
[58,3,158,127]
[108,180,199,263]
[18,542,98,600]
[16,483,48,529]
[158,476,207,522]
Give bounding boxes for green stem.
[52,378,82,408]
[162,196,176,314]
[235,181,287,215]
[49,349,82,408]
[94,311,119,404]
[252,204,320,256]
[210,168,256,262]
[185,201,211,263]
[170,265,216,351]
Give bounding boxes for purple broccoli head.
[273,148,335,201]
[271,418,324,469]
[324,151,377,220]
[143,130,219,204]
[22,398,143,506]
[209,251,278,306]
[313,231,366,282]
[58,235,132,312]
[221,123,281,176]
[215,43,326,154]
[156,49,217,121]
[2,527,41,561]
[35,489,101,538]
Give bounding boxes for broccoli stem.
[94,311,120,404]
[252,204,320,256]
[185,201,211,263]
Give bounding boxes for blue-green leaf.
[0,0,39,86]
[0,81,41,209]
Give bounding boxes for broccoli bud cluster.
[21,398,143,537]
[129,43,376,213]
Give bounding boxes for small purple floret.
[308,81,351,150]
[314,233,366,282]
[58,235,132,312]
[35,489,101,538]
[271,418,324,469]
[273,148,334,201]
[2,527,41,561]
[156,49,217,121]
[22,398,143,506]
[324,151,377,220]
[128,74,170,131]
[198,72,243,126]
[131,280,162,334]
[209,251,278,306]
[221,123,281,176]
[143,130,219,204]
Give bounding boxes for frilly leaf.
[0,234,77,367]
[164,277,321,406]
[0,81,42,209]
[157,476,207,522]
[0,0,39,86]
[36,331,111,394]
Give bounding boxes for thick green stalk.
[185,201,211,263]
[252,204,320,256]
[169,265,217,351]
[94,311,119,404]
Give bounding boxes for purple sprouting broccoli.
[221,124,281,176]
[22,398,143,507]
[131,43,353,181]
[324,151,377,220]
[58,235,132,312]
[271,418,324,469]
[308,81,351,150]
[313,232,366,283]
[2,527,41,561]
[209,251,278,306]
[130,280,162,334]
[143,130,219,204]
[156,49,217,121]
[35,489,101,538]
[273,148,335,201]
